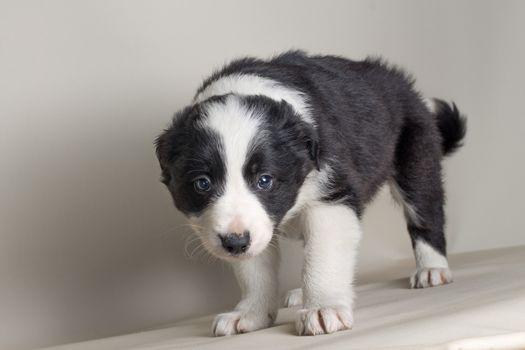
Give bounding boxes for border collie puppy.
[155,51,466,336]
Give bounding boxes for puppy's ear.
[305,132,320,171]
[154,129,173,185]
[154,109,186,185]
[155,105,203,185]
[273,100,320,171]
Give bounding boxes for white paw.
[296,306,353,336]
[212,310,274,336]
[410,267,453,289]
[284,288,303,307]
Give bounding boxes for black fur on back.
[433,99,467,156]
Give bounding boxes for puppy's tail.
[431,99,467,156]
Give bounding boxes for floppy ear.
[154,129,173,185]
[273,100,320,171]
[305,131,320,171]
[155,105,203,185]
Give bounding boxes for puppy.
[155,51,466,336]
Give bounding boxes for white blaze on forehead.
[199,96,274,254]
[195,73,315,126]
[201,96,261,181]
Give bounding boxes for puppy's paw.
[410,267,453,289]
[212,310,274,336]
[296,306,353,336]
[284,288,303,308]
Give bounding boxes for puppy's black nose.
[219,231,250,255]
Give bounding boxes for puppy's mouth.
[206,244,258,261]
[219,251,255,261]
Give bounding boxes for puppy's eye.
[193,176,211,192]
[257,174,273,190]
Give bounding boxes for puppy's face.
[156,95,316,260]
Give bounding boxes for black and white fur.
[155,51,466,336]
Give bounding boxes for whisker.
[180,223,206,230]
[184,236,203,258]
[189,243,205,258]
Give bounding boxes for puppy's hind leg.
[391,114,453,289]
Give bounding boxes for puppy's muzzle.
[219,231,251,255]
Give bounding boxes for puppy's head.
[156,94,317,260]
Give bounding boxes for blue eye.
[194,176,211,192]
[257,174,273,190]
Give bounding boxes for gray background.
[1,1,524,349]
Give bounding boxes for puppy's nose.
[219,231,250,255]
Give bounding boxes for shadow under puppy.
[155,51,466,336]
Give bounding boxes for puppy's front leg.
[212,238,279,336]
[297,203,362,335]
